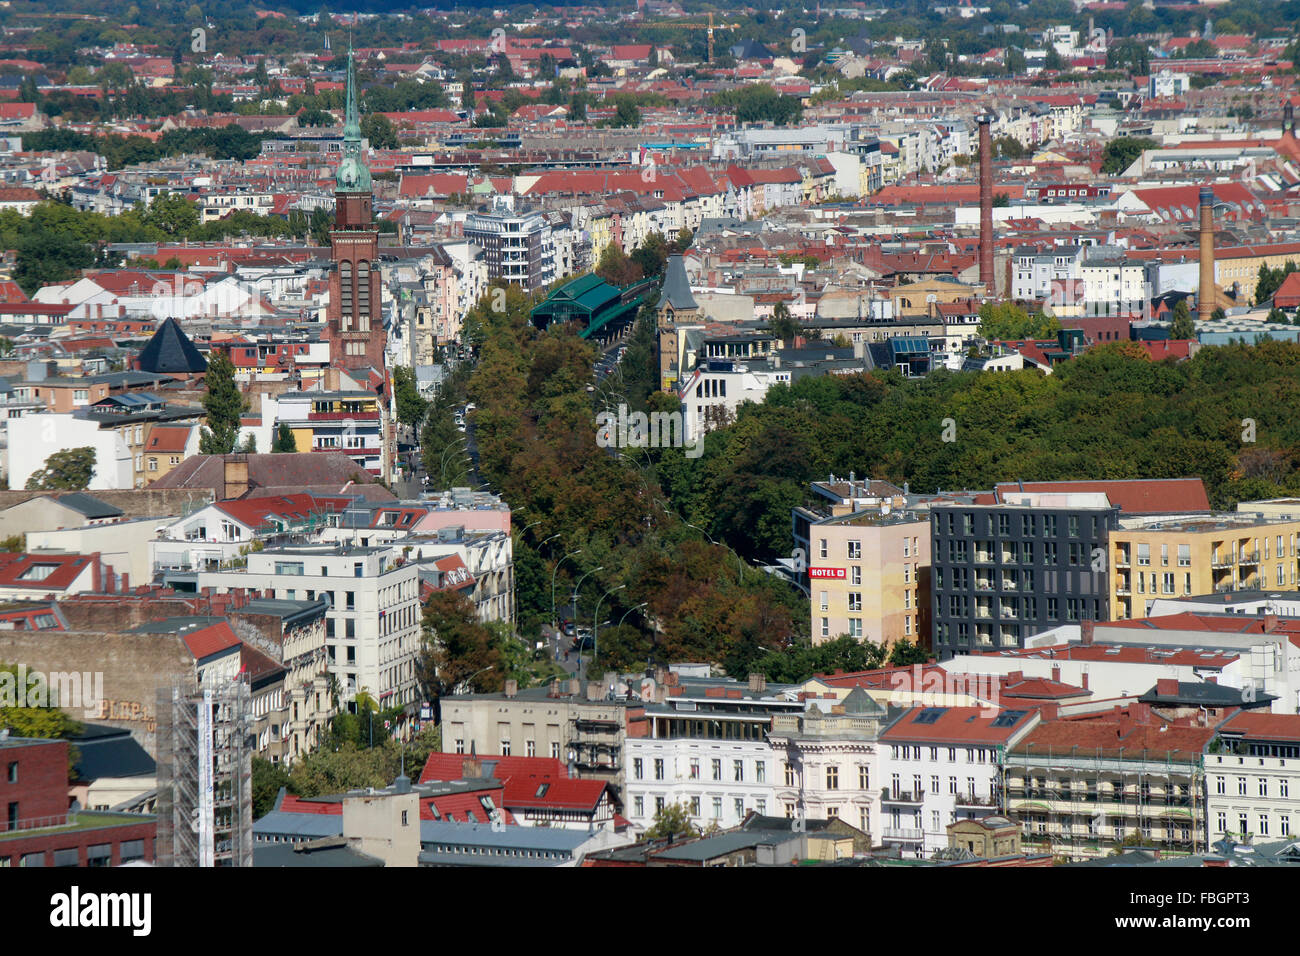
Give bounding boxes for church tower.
[326,50,385,371]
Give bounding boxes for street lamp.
[571,566,604,639]
[452,665,493,695]
[591,584,626,677]
[551,549,582,633]
[618,602,648,630]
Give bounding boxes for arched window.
[339,262,353,330]
[357,260,371,332]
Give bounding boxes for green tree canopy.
[199,350,246,455]
[272,423,297,453]
[26,447,95,490]
[644,800,697,840]
[1169,299,1196,339]
[977,302,1061,341]
[1100,136,1157,175]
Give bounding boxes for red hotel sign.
[808,568,846,579]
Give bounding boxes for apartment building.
[1206,712,1300,843]
[464,204,553,293]
[930,494,1120,659]
[232,596,336,766]
[197,544,422,710]
[878,705,1040,858]
[1005,711,1214,861]
[323,520,515,626]
[624,673,801,831]
[767,686,889,839]
[1109,513,1300,621]
[792,476,929,649]
[439,678,647,801]
[258,389,389,480]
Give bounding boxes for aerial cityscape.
[0,0,1296,905]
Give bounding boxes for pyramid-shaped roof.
[660,255,697,312]
[137,317,207,374]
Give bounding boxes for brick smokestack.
[1198,185,1215,323]
[979,116,994,291]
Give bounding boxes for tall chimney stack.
[978,116,994,292]
[1198,185,1215,323]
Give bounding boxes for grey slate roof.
[253,811,344,840]
[660,255,698,312]
[52,492,123,519]
[69,724,156,781]
[255,839,384,868]
[651,830,787,861]
[136,317,208,374]
[1138,681,1275,708]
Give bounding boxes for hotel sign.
[808,568,846,579]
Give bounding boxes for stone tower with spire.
[326,49,385,372]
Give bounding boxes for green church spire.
[335,47,371,193]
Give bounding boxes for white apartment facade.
[623,677,801,832]
[1206,711,1300,843]
[198,545,422,709]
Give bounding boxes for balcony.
[1114,554,1130,568]
[882,827,924,842]
[1211,555,1234,569]
[1239,550,1260,565]
[881,788,925,805]
[954,793,998,808]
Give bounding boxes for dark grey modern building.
[929,495,1121,658]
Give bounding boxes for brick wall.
[0,488,213,518]
[0,818,156,867]
[0,630,196,756]
[0,738,70,831]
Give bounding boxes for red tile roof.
[419,753,569,784]
[145,425,193,454]
[213,493,350,529]
[180,620,241,662]
[0,553,97,592]
[881,705,1038,745]
[1217,711,1300,743]
[1013,712,1215,760]
[991,479,1210,514]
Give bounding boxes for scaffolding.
[155,681,254,867]
[1003,742,1203,862]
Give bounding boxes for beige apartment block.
[802,508,930,649]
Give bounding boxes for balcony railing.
[0,812,73,833]
[881,788,924,804]
[954,793,998,808]
[1239,550,1260,565]
[882,827,924,842]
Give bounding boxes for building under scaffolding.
[1004,733,1211,862]
[155,681,254,867]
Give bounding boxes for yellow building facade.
[1109,514,1300,620]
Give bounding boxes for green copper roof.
[335,49,371,193]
